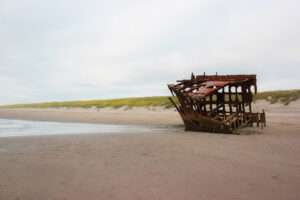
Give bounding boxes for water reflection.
[0,119,174,137]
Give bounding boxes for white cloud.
[0,0,300,104]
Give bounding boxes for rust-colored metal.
[168,73,266,134]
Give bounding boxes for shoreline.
[0,99,299,125]
[0,108,182,127]
[1,105,300,127]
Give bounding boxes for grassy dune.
[0,89,299,109]
[0,96,178,109]
[253,89,300,105]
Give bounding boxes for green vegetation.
[0,89,299,109]
[0,96,179,109]
[253,89,300,105]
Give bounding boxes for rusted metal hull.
[168,73,266,134]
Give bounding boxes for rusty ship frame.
[168,73,266,134]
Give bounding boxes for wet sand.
[0,107,300,200]
[0,108,181,127]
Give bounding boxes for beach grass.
[0,96,178,109]
[0,89,299,109]
[253,89,300,105]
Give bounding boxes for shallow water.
[0,118,175,137]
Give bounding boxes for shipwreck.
[168,73,266,134]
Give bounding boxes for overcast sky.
[1,0,299,105]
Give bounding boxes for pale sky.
[1,0,300,105]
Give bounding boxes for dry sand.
[0,100,300,200]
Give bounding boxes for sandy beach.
[0,101,300,200]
